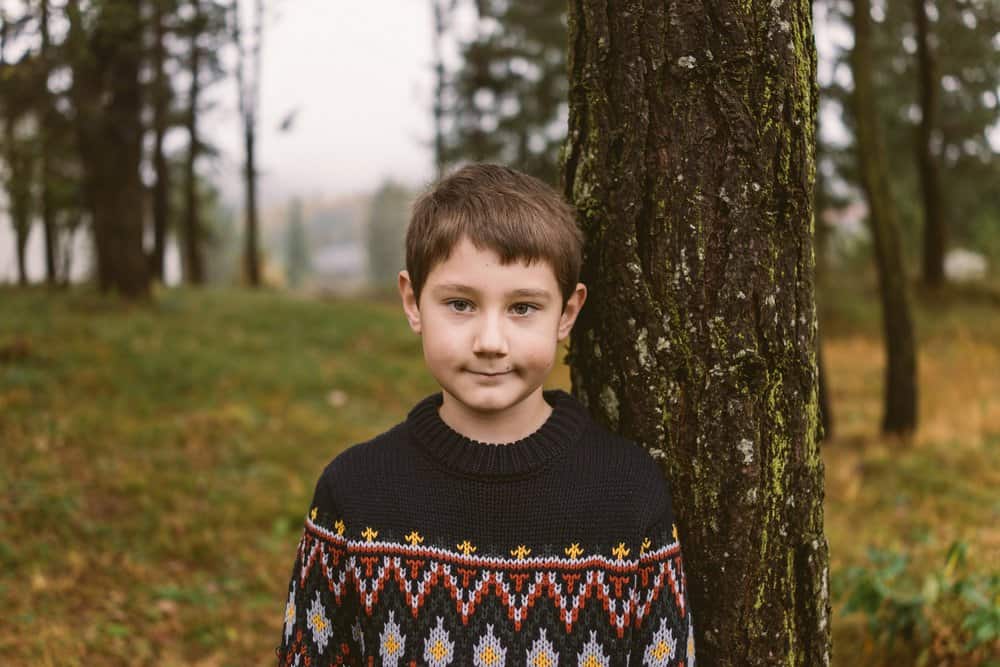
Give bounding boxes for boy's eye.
[511,303,538,316]
[444,300,538,316]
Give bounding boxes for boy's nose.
[472,312,508,356]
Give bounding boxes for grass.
[1,278,997,665]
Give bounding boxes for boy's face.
[398,236,586,417]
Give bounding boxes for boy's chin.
[444,378,545,409]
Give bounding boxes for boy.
[276,164,694,666]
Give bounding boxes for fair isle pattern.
[297,515,685,640]
[577,630,611,666]
[642,617,677,666]
[525,627,559,667]
[306,591,334,655]
[379,609,406,666]
[423,616,455,666]
[473,623,507,666]
[686,611,696,667]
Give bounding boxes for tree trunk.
[849,0,918,436]
[563,1,831,664]
[183,0,205,285]
[68,0,150,299]
[150,0,171,283]
[39,0,58,285]
[432,0,448,178]
[243,123,260,285]
[1,10,30,287]
[914,0,945,289]
[235,0,261,286]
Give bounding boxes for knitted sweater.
[276,388,695,666]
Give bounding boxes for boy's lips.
[469,370,511,376]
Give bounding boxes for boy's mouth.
[470,370,511,376]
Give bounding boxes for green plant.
[833,540,1000,664]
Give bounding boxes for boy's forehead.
[429,281,555,300]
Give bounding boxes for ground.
[0,278,997,665]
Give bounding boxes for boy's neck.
[437,386,554,445]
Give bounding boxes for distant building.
[310,241,369,294]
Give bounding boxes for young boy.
[276,164,694,666]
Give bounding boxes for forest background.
[1,0,999,665]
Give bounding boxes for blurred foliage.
[820,0,1000,265]
[439,0,567,185]
[365,180,411,290]
[834,540,1000,664]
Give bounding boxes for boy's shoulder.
[318,419,409,481]
[576,418,675,495]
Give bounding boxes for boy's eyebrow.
[431,283,553,300]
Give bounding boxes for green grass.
[1,281,998,665]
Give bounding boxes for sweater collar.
[406,388,588,477]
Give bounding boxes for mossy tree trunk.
[849,0,918,436]
[563,1,831,664]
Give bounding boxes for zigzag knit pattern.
[276,389,695,666]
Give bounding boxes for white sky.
[207,0,437,208]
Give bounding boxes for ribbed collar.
[406,388,589,478]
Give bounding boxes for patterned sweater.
[276,388,694,666]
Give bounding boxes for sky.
[207,0,437,207]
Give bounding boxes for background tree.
[848,0,918,436]
[148,0,176,283]
[233,0,263,286]
[365,179,410,291]
[564,0,830,663]
[912,0,944,288]
[438,0,567,184]
[283,197,309,289]
[0,9,37,287]
[181,0,206,284]
[66,0,150,298]
[820,0,1000,271]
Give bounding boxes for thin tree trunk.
[234,0,261,286]
[243,123,259,285]
[183,0,205,285]
[39,0,58,285]
[914,0,945,289]
[1,15,31,287]
[564,1,831,663]
[849,0,918,436]
[432,0,448,178]
[150,0,171,283]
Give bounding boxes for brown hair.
[405,163,584,310]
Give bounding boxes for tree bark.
[183,0,205,285]
[913,0,945,289]
[849,0,918,435]
[563,1,831,664]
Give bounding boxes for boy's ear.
[557,282,587,342]
[398,270,422,335]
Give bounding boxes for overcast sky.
[208,0,437,207]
